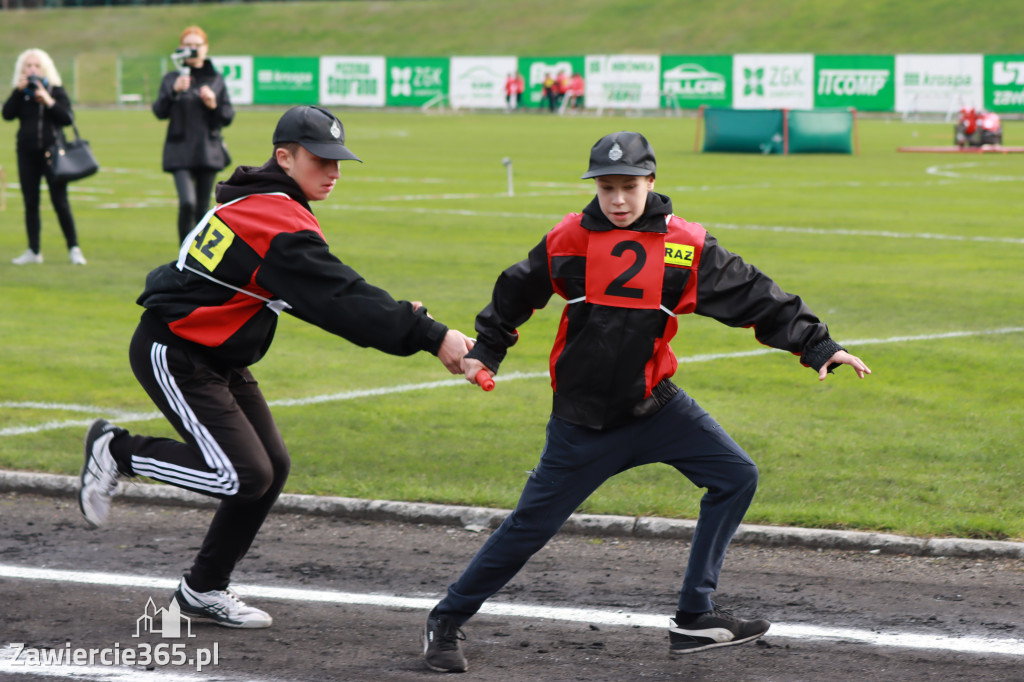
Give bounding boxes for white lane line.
[0,564,1021,657]
[2,327,1022,434]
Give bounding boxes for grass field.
[1,108,1022,540]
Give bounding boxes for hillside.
[2,0,1022,66]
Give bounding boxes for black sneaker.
[422,609,467,673]
[669,605,770,654]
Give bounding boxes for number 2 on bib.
[585,230,664,309]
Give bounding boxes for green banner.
[518,56,584,109]
[660,55,731,109]
[385,57,448,107]
[253,57,319,105]
[984,55,1024,111]
[813,55,894,111]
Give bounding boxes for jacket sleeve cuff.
[802,336,845,373]
[420,316,449,356]
[465,342,504,374]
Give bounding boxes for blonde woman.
[2,48,86,265]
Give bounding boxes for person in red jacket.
[514,71,525,108]
[504,72,517,111]
[566,71,585,109]
[79,105,473,629]
[422,131,870,672]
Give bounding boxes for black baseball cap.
[581,131,656,179]
[273,106,362,162]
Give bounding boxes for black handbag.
[48,120,99,182]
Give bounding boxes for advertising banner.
[320,57,386,107]
[733,54,814,109]
[660,55,731,109]
[984,55,1024,112]
[585,54,661,110]
[385,57,448,107]
[813,55,894,111]
[895,54,983,114]
[212,56,254,106]
[518,57,583,109]
[252,57,318,105]
[449,57,518,109]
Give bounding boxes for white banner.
[320,56,387,107]
[895,54,983,113]
[449,57,518,109]
[212,56,254,106]
[585,55,661,110]
[733,54,814,109]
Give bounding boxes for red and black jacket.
[137,158,448,367]
[466,192,843,430]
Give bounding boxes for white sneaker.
[173,577,273,629]
[69,246,87,265]
[79,419,126,527]
[12,249,43,265]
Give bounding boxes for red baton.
[475,369,495,392]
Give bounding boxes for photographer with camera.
[153,25,234,244]
[3,48,86,265]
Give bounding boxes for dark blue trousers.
[437,389,758,624]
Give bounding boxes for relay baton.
[475,369,495,392]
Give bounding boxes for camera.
[23,74,48,99]
[172,47,199,62]
[171,47,199,75]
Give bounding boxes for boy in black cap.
[79,105,473,628]
[422,131,870,671]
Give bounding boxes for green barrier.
[788,108,854,154]
[699,106,856,155]
[701,107,784,154]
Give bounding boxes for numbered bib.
[585,230,664,310]
[188,214,235,272]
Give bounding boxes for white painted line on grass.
[84,195,1023,245]
[2,327,1021,436]
[320,202,1024,245]
[0,564,1021,657]
[925,161,1024,182]
[705,222,1024,244]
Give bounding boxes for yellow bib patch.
[188,215,235,272]
[664,242,695,267]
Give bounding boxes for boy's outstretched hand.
[820,350,872,381]
[437,330,475,374]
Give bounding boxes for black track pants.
[17,148,78,253]
[116,323,291,591]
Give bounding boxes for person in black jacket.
[152,26,234,243]
[2,48,86,265]
[421,131,871,672]
[78,106,474,629]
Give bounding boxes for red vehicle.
[955,107,1003,147]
